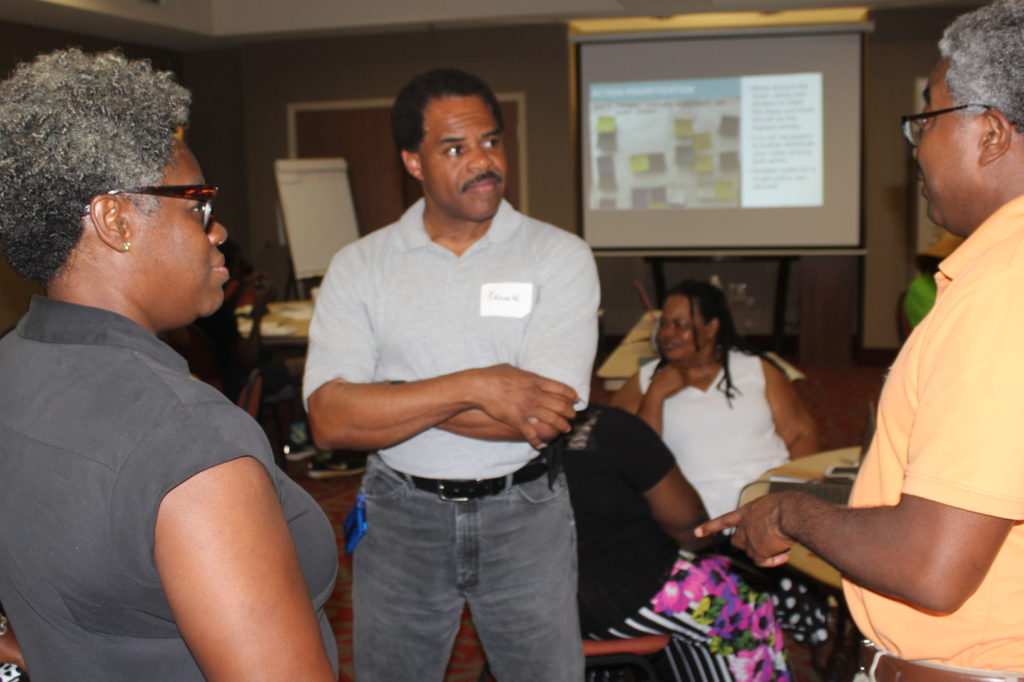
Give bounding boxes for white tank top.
[639,350,789,518]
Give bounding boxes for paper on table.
[769,463,821,480]
[273,304,313,320]
[260,320,296,336]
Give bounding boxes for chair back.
[237,370,263,419]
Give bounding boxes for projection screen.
[577,30,863,250]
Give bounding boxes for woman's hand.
[634,364,690,434]
[612,364,696,435]
[647,363,689,400]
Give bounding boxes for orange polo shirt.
[844,194,1024,672]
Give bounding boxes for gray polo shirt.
[304,198,599,479]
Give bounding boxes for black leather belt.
[408,458,548,502]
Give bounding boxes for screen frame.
[574,24,869,253]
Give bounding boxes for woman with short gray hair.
[0,49,338,680]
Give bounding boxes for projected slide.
[588,73,822,211]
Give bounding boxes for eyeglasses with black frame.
[84,185,219,233]
[901,104,993,147]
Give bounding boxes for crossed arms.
[304,227,600,453]
[308,364,580,451]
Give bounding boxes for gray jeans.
[353,454,584,681]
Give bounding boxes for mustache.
[460,171,503,193]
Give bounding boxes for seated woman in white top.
[613,279,818,519]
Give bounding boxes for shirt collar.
[17,296,189,374]
[936,194,1024,291]
[394,198,521,254]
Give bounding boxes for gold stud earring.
[121,241,131,252]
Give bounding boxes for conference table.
[737,446,861,590]
[236,299,313,346]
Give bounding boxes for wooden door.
[293,100,520,236]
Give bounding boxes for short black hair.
[390,68,504,153]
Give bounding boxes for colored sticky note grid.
[596,116,617,133]
[715,181,737,200]
[719,115,740,137]
[632,187,650,209]
[649,186,668,209]
[674,118,694,137]
[676,146,695,168]
[667,188,687,206]
[630,154,651,174]
[695,154,714,174]
[693,133,712,152]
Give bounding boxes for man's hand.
[471,364,578,448]
[695,493,798,568]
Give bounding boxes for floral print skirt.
[593,550,791,682]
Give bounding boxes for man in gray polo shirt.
[304,68,599,681]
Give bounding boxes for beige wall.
[210,11,972,350]
[0,9,979,352]
[0,262,42,334]
[860,6,971,350]
[229,24,575,286]
[183,48,247,247]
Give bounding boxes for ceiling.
[0,0,977,50]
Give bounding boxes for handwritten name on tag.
[480,282,534,318]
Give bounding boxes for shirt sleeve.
[518,228,600,408]
[904,267,1024,520]
[302,243,378,404]
[110,398,276,587]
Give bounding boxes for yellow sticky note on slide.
[693,132,712,152]
[597,116,616,133]
[630,154,651,173]
[694,154,713,173]
[715,181,737,200]
[674,118,694,137]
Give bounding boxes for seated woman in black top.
[562,405,791,682]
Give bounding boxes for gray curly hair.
[0,49,191,284]
[940,0,1024,132]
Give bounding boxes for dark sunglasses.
[85,184,219,233]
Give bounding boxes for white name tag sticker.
[480,282,534,318]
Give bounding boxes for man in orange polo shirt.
[698,1,1024,679]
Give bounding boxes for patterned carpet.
[290,363,888,681]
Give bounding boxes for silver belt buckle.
[436,481,471,502]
